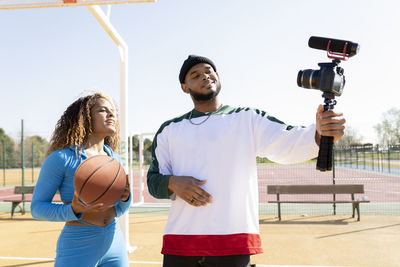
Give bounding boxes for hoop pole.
[128,135,134,204]
[138,133,155,204]
[139,135,145,203]
[86,5,134,253]
[21,119,25,213]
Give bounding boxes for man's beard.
[188,81,221,101]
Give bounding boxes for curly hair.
[46,92,120,156]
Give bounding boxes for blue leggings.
[55,220,128,267]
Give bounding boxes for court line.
[129,260,162,265]
[0,256,342,266]
[0,256,54,261]
[366,189,400,194]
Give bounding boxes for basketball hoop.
[0,0,155,10]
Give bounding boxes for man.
[147,55,345,267]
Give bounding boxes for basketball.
[73,155,127,207]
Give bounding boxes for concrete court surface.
[0,213,399,267]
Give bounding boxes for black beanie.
[179,55,217,84]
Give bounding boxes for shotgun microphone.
[308,36,360,57]
[298,36,360,171]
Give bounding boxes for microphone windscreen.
[308,36,359,57]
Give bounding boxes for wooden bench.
[3,185,61,218]
[267,184,370,221]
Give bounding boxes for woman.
[31,92,131,266]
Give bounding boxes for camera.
[297,36,359,171]
[297,60,345,97]
[297,36,359,97]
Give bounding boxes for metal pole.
[332,146,336,215]
[371,148,374,171]
[128,135,134,203]
[378,147,381,172]
[21,119,25,213]
[355,147,358,169]
[2,140,5,186]
[32,142,34,183]
[350,148,353,168]
[86,5,133,253]
[388,144,391,173]
[139,134,145,203]
[363,146,366,169]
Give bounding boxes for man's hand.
[315,104,346,145]
[168,176,213,207]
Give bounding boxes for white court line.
[129,260,162,265]
[0,256,54,261]
[367,189,400,194]
[0,256,342,266]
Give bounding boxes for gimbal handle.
[316,94,336,171]
[316,136,333,171]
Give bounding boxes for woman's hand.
[71,193,109,215]
[121,175,130,202]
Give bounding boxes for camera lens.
[297,69,319,89]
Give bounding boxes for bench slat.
[269,200,370,204]
[14,186,35,194]
[267,184,369,221]
[267,184,364,194]
[5,185,62,218]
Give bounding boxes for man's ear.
[181,83,189,94]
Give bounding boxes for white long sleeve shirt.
[147,105,319,256]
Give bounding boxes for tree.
[143,138,152,153]
[24,136,49,167]
[335,126,363,148]
[130,135,139,153]
[374,108,400,145]
[128,135,153,164]
[14,134,49,168]
[143,138,153,164]
[129,135,140,162]
[0,128,17,168]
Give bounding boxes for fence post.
[32,142,34,183]
[355,146,359,169]
[371,148,374,171]
[350,148,353,168]
[377,146,380,171]
[21,119,25,213]
[2,140,5,186]
[347,148,350,167]
[387,145,391,173]
[363,147,366,169]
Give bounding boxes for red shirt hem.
[161,233,263,256]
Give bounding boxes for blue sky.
[1,0,399,143]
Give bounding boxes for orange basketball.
[73,155,126,207]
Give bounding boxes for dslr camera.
[297,36,360,171]
[297,36,359,97]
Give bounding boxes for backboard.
[0,0,155,10]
